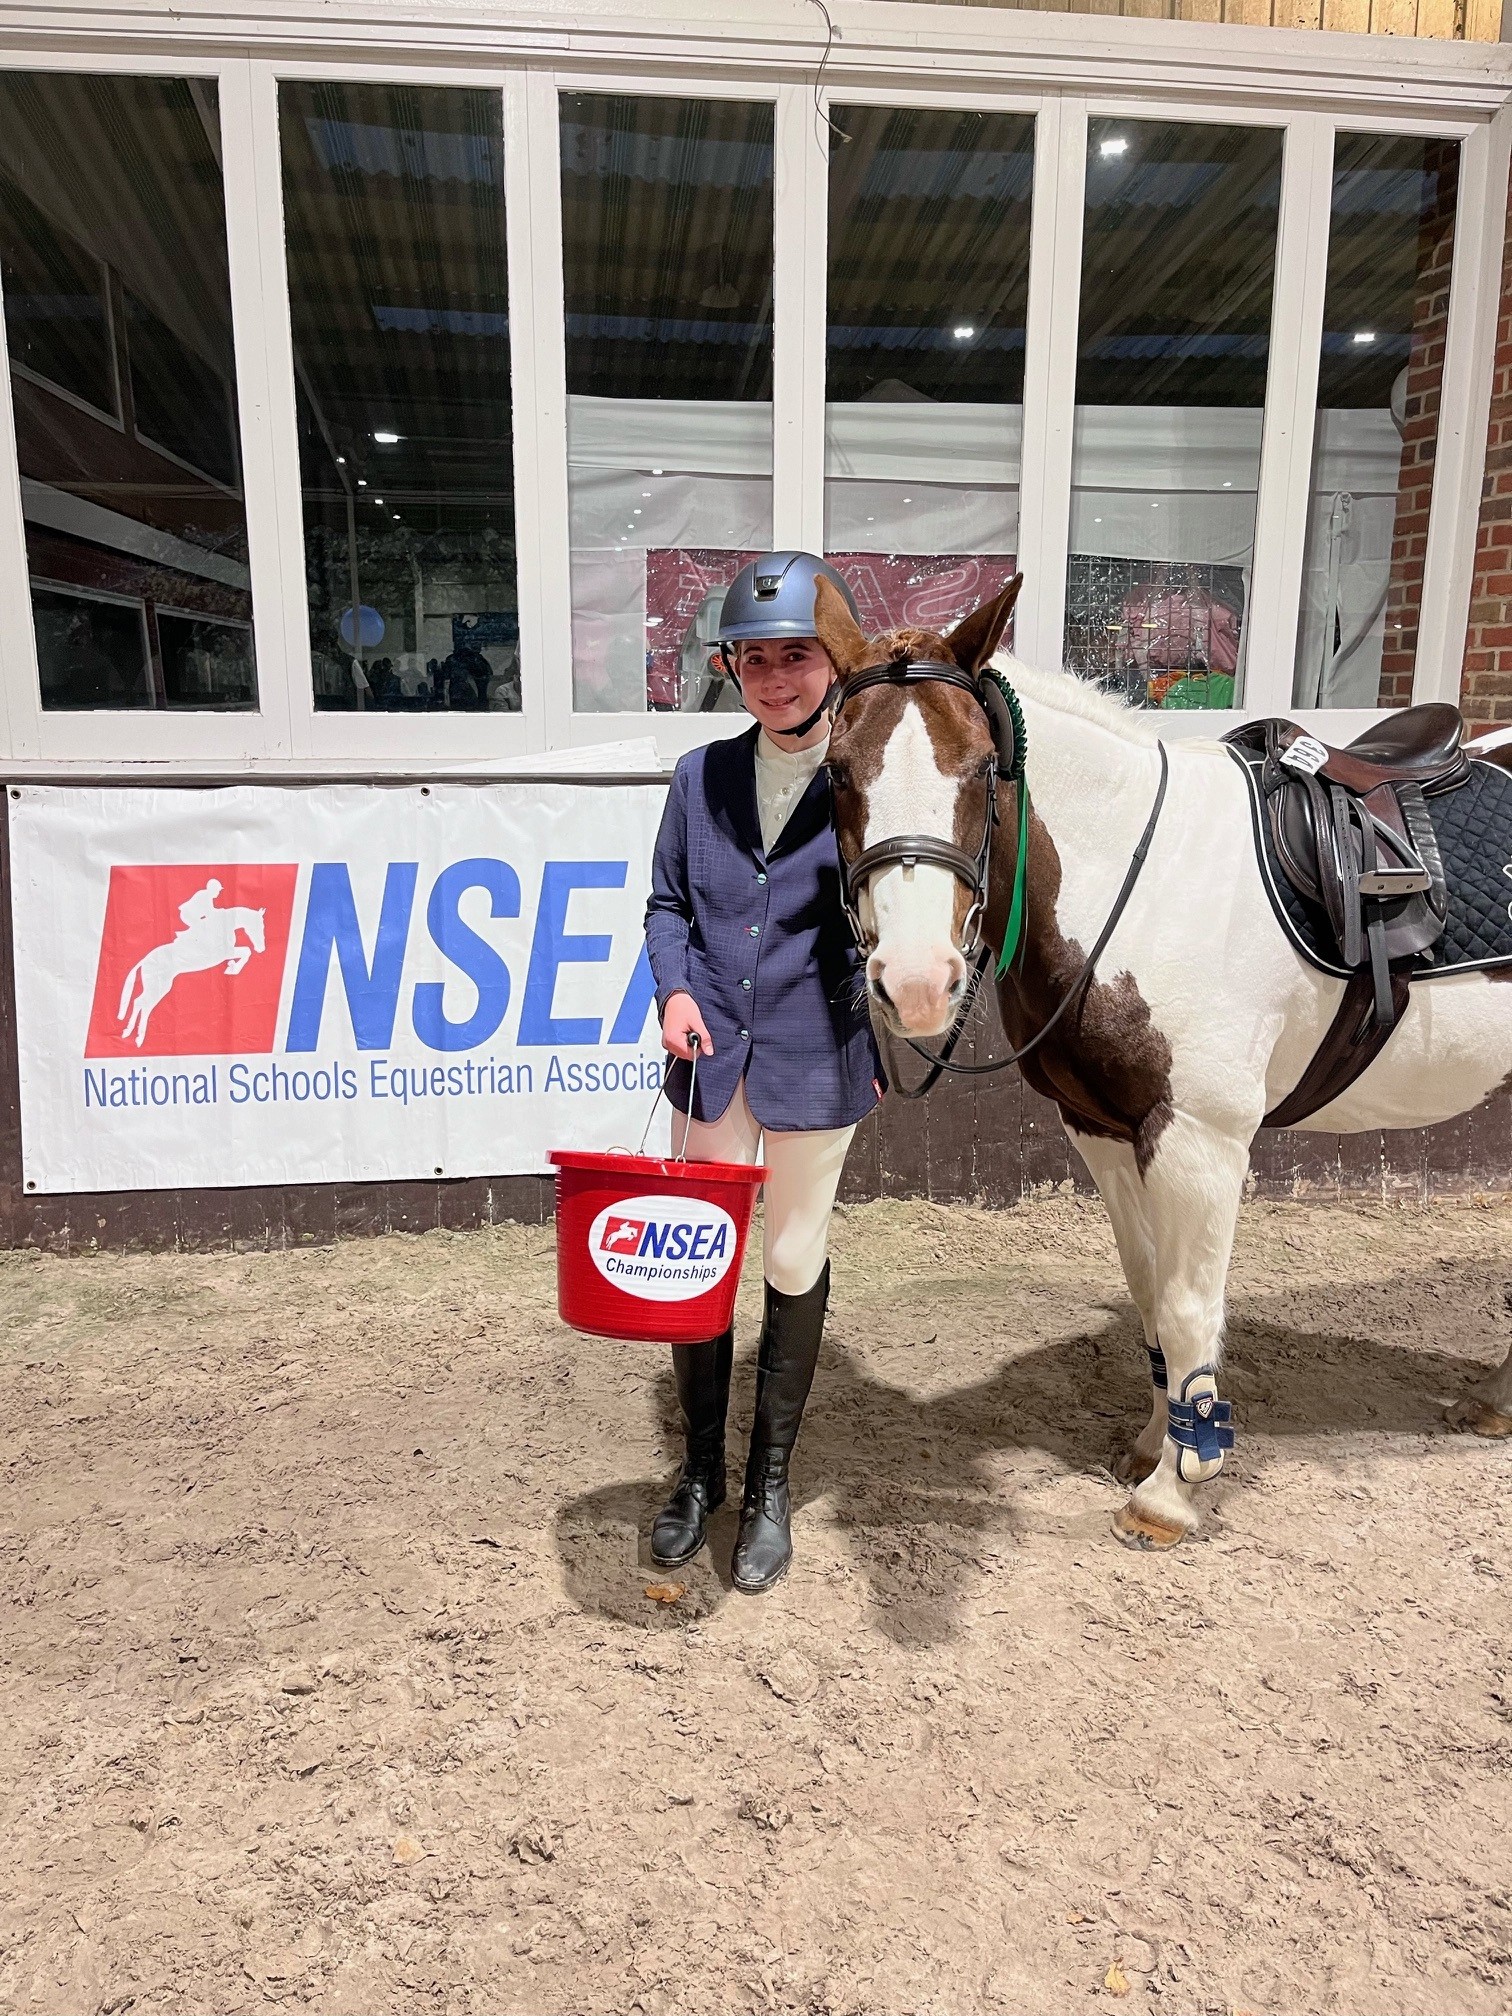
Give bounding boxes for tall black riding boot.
[732,1264,830,1596]
[649,1327,733,1568]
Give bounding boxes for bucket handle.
[633,1031,699,1161]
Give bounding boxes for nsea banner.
[10,781,675,1193]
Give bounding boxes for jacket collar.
[703,721,832,862]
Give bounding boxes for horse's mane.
[993,652,1163,747]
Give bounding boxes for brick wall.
[1460,170,1512,729]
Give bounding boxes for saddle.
[1223,704,1470,1128]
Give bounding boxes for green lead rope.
[996,775,1031,978]
[988,670,1030,979]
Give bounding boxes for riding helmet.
[718,551,859,656]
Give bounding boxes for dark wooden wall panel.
[2,790,1508,1254]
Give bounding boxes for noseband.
[830,657,1029,972]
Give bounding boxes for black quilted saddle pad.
[1228,745,1512,979]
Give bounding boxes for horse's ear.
[813,574,870,680]
[947,574,1023,674]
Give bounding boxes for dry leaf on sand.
[643,1582,685,1604]
[1104,1961,1131,1997]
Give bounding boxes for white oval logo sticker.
[587,1192,739,1303]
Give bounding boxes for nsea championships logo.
[83,857,658,1068]
[588,1193,738,1302]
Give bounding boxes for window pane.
[0,74,256,711]
[1292,135,1458,710]
[825,105,1032,636]
[281,82,517,716]
[562,93,773,713]
[1066,119,1282,710]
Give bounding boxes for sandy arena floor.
[2,1192,1511,2016]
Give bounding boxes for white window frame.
[0,2,1500,773]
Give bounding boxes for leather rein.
[829,658,1170,1100]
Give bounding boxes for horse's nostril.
[872,973,893,1009]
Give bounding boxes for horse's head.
[246,907,266,953]
[815,573,1023,1040]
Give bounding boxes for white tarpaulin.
[11,780,674,1194]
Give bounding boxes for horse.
[812,572,1512,1550]
[118,897,267,1047]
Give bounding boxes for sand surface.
[2,1192,1510,2015]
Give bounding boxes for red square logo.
[599,1215,646,1255]
[86,864,299,1058]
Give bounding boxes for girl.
[643,551,883,1594]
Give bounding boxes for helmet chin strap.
[770,683,837,740]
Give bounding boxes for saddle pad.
[1227,744,1512,979]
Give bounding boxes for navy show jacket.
[644,724,884,1130]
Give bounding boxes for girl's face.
[736,635,833,740]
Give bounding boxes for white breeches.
[678,1077,855,1297]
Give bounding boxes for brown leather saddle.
[1223,704,1470,1127]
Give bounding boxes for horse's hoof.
[1445,1397,1512,1438]
[1113,1503,1190,1550]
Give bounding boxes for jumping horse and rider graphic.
[116,879,268,1048]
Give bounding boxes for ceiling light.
[357,479,367,488]
[373,429,402,443]
[903,496,912,503]
[952,325,975,341]
[1223,480,1232,488]
[392,513,400,520]
[1100,135,1128,158]
[633,508,642,515]
[651,467,664,475]
[1094,517,1102,524]
[866,516,875,522]
[335,455,346,466]
[374,497,384,505]
[1353,331,1376,345]
[641,491,651,498]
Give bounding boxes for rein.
[830,655,1170,1101]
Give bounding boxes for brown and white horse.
[814,574,1512,1548]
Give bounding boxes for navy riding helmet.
[717,551,860,671]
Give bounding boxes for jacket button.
[749,924,760,937]
[756,871,767,884]
[741,978,752,990]
[740,1028,750,1041]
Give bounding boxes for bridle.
[828,655,1169,1100]
[830,658,1021,964]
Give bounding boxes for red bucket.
[550,1149,768,1343]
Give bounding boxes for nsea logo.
[588,1193,737,1302]
[87,865,299,1058]
[82,857,658,1061]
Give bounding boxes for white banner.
[10,780,675,1193]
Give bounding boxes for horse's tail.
[117,956,144,1022]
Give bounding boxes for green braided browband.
[985,671,1031,979]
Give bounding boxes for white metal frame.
[0,0,1502,773]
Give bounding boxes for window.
[825,105,1033,640]
[1065,119,1284,711]
[281,81,518,717]
[1292,134,1459,711]
[561,92,774,714]
[0,72,256,710]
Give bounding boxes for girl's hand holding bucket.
[661,991,712,1062]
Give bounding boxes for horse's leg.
[224,949,251,975]
[131,969,172,1047]
[1112,1112,1249,1550]
[1064,1127,1165,1482]
[1449,1337,1512,1438]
